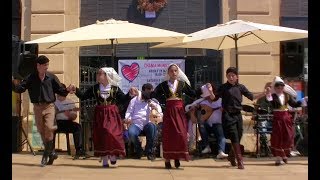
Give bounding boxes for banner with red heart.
[121,63,140,82]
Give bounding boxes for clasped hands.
[66,84,76,94]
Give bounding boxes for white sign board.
[118,59,185,93]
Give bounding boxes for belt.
[273,109,288,112]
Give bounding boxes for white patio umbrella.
[151,20,308,69]
[26,18,186,67]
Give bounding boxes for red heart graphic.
[121,63,140,82]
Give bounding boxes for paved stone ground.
[12,153,308,180]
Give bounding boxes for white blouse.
[99,83,111,99]
[167,79,178,94]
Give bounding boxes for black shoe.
[133,153,142,159]
[165,161,172,169]
[110,160,117,165]
[46,140,58,165]
[275,161,281,166]
[40,154,49,167]
[282,158,288,164]
[174,160,180,168]
[40,142,50,167]
[147,154,155,161]
[47,152,58,165]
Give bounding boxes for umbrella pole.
[235,37,239,69]
[111,39,115,68]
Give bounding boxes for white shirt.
[277,93,285,105]
[168,80,178,94]
[266,94,273,101]
[125,93,163,130]
[54,98,77,120]
[199,98,222,126]
[99,84,111,99]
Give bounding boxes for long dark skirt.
[271,111,294,157]
[93,104,126,157]
[162,100,189,161]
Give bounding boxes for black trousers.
[222,111,243,144]
[56,120,83,151]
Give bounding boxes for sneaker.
[102,159,109,168]
[147,154,156,161]
[110,155,117,165]
[201,146,211,154]
[275,160,283,166]
[290,150,301,157]
[216,152,228,159]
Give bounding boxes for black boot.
[227,146,237,167]
[165,160,172,169]
[47,140,58,165]
[74,148,90,160]
[41,142,49,167]
[174,160,180,168]
[232,143,244,169]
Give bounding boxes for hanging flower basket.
[137,0,167,13]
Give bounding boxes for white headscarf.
[271,76,297,98]
[164,63,191,86]
[100,67,122,87]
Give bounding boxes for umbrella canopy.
[27,19,186,48]
[151,19,308,68]
[26,18,186,67]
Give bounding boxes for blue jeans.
[199,122,226,153]
[128,123,157,155]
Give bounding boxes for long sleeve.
[152,83,166,102]
[288,96,302,108]
[182,82,196,100]
[12,78,30,94]
[240,84,254,101]
[115,87,131,103]
[125,97,136,120]
[52,74,69,97]
[155,103,163,118]
[75,86,95,101]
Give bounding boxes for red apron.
[271,111,294,157]
[162,100,190,161]
[93,104,126,157]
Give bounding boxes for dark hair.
[142,83,153,91]
[226,67,238,75]
[60,83,67,88]
[274,82,285,87]
[208,82,217,94]
[36,55,50,64]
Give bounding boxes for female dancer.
[270,76,301,166]
[151,64,196,169]
[72,67,138,167]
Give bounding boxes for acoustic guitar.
[188,104,218,123]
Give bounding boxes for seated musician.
[256,82,273,113]
[54,83,86,159]
[124,83,163,161]
[197,83,228,159]
[255,82,273,132]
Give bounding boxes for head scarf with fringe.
[271,76,297,98]
[100,67,122,87]
[164,63,191,86]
